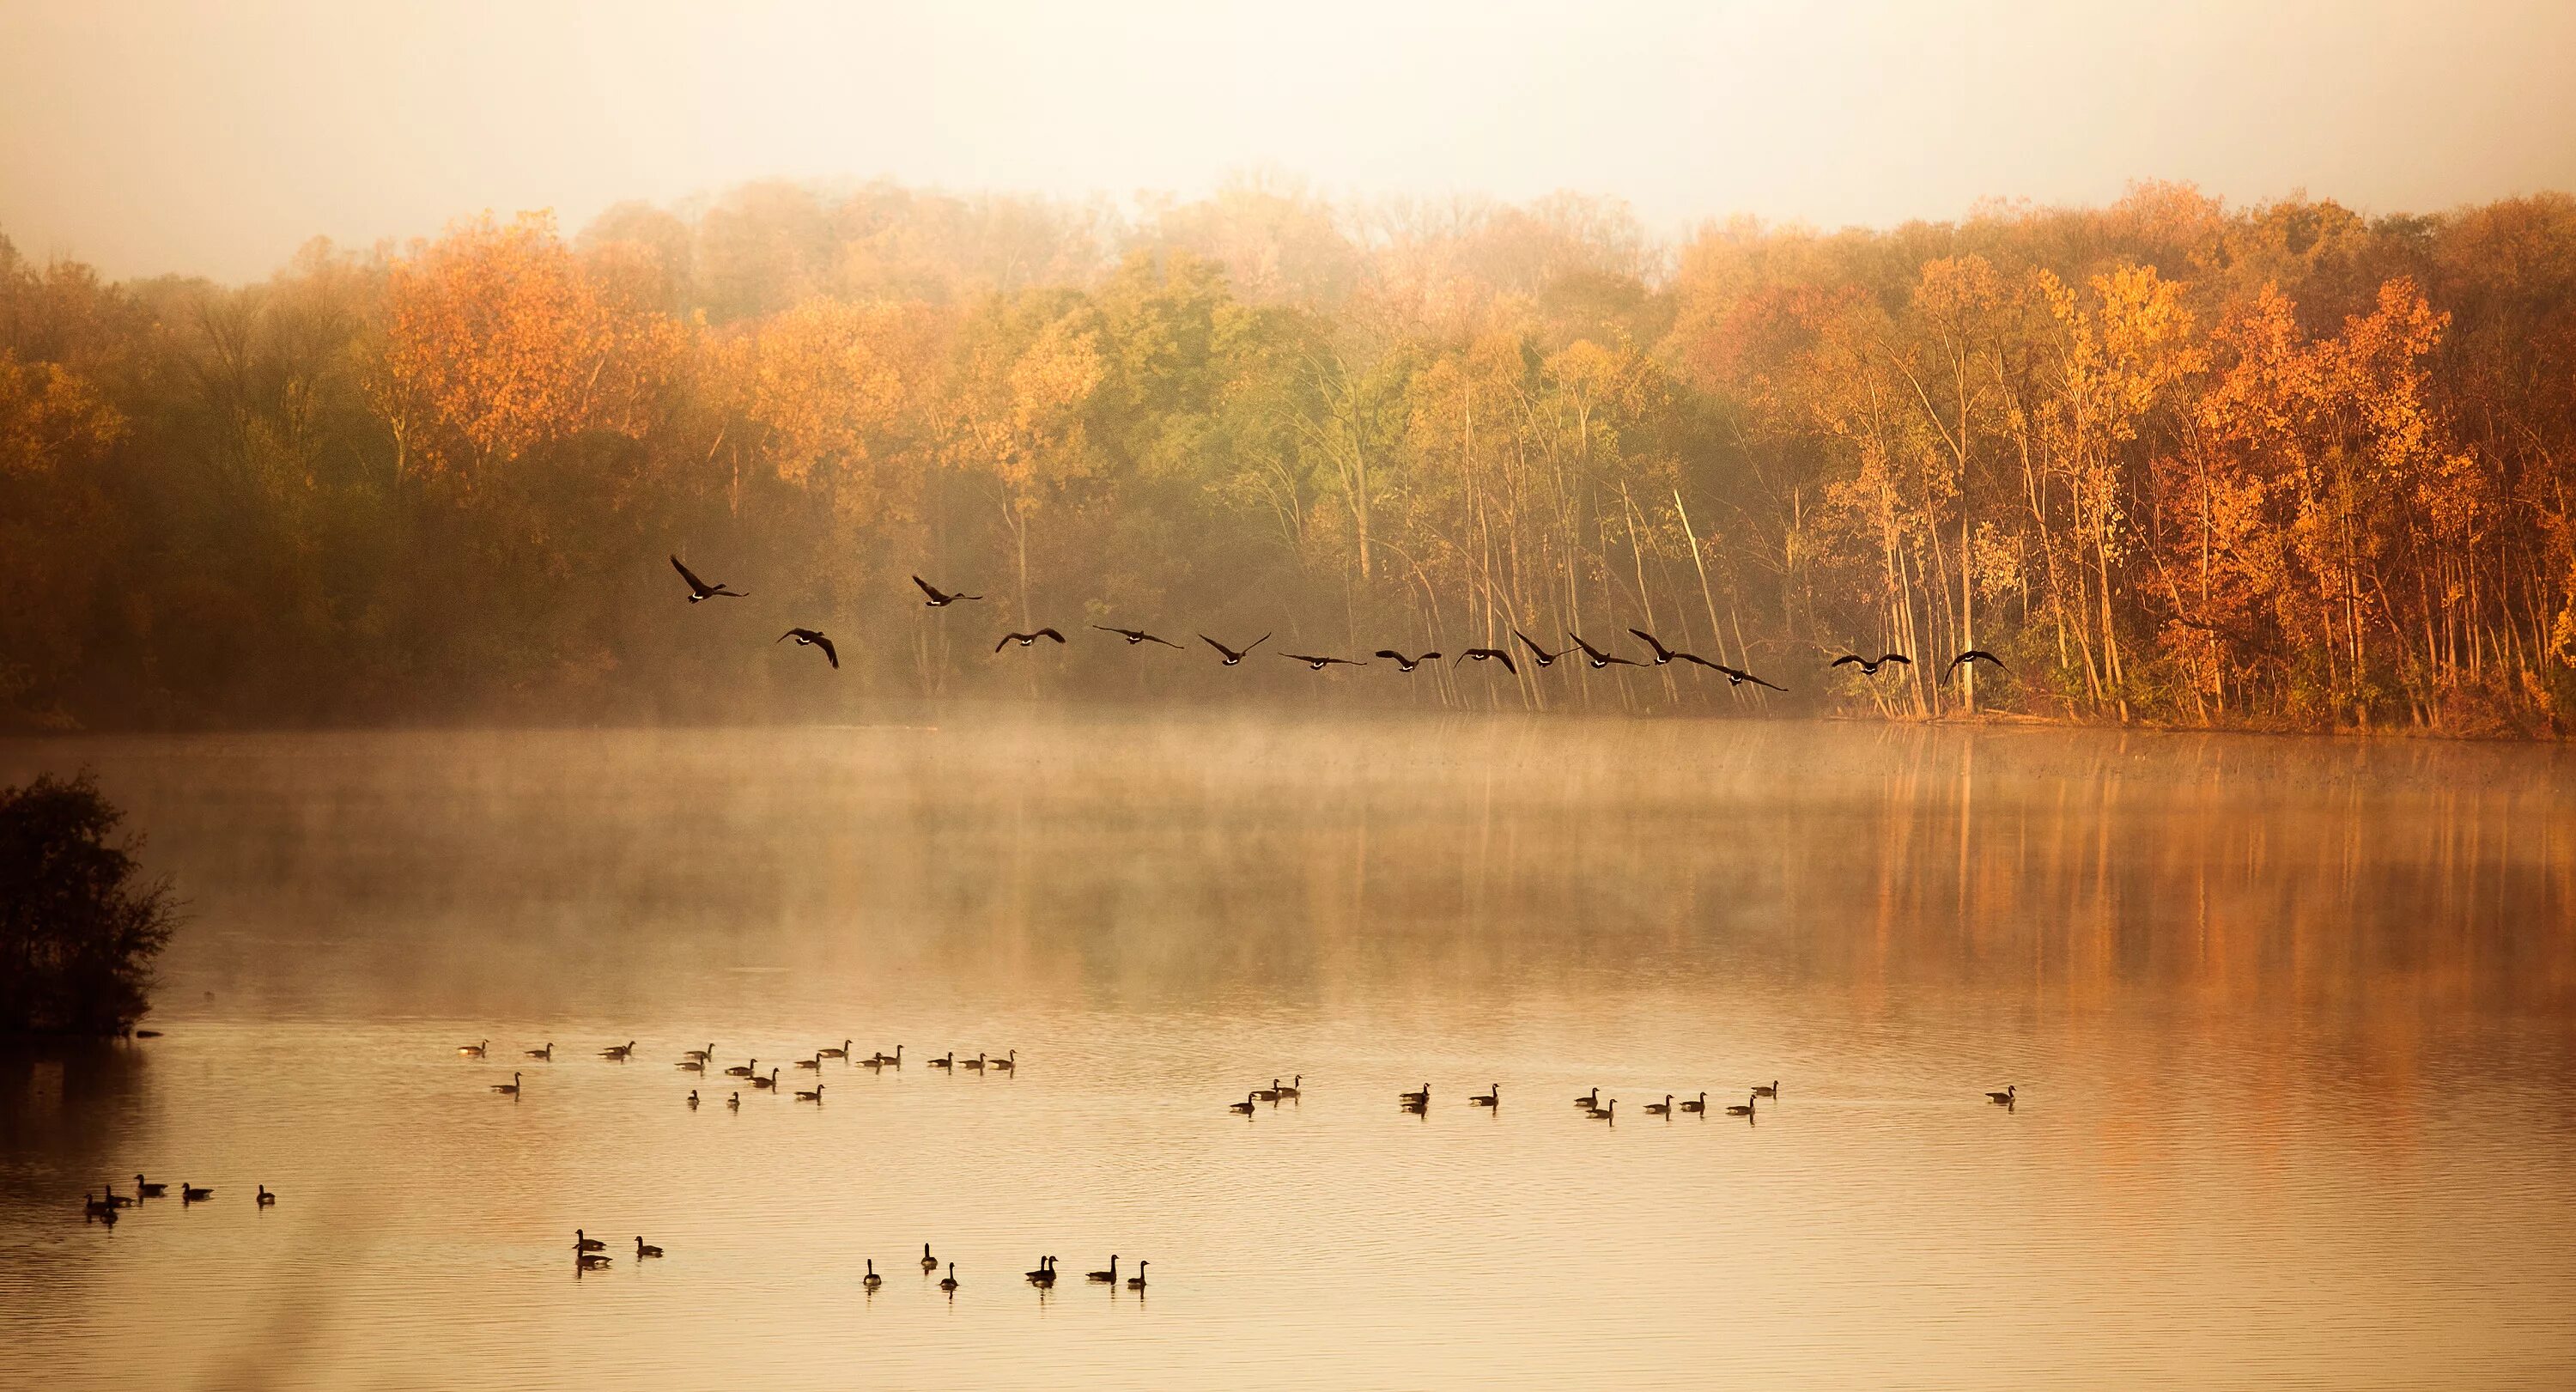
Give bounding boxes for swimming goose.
[818,1039,850,1060]
[575,1230,605,1251]
[457,1040,488,1057]
[1573,1086,1600,1109]
[1645,1094,1674,1115]
[1273,1074,1298,1097]
[491,1073,522,1095]
[257,1185,276,1207]
[100,1186,135,1208]
[682,1044,715,1063]
[939,1262,959,1293]
[963,1053,987,1072]
[1589,1100,1616,1122]
[726,1091,741,1110]
[1470,1085,1499,1107]
[577,1251,611,1270]
[1753,1080,1779,1099]
[677,1058,705,1073]
[687,1090,701,1109]
[1087,1255,1118,1284]
[1251,1079,1282,1101]
[795,1085,824,1103]
[921,1243,939,1271]
[524,1042,552,1061]
[134,1175,166,1199]
[989,1049,1016,1073]
[1725,1093,1757,1116]
[795,1054,823,1070]
[863,1260,883,1289]
[1229,1093,1258,1114]
[750,1067,781,1090]
[928,1051,956,1069]
[83,1193,112,1217]
[1126,1261,1149,1291]
[635,1237,664,1258]
[1680,1091,1708,1114]
[1397,1084,1431,1106]
[863,1045,902,1069]
[1026,1255,1054,1283]
[724,1059,758,1077]
[598,1041,635,1061]
[1987,1085,2017,1106]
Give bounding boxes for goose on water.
[1726,1093,1757,1116]
[1987,1085,2017,1106]
[1589,1100,1616,1122]
[750,1067,781,1090]
[1126,1261,1149,1291]
[457,1040,488,1057]
[726,1091,741,1110]
[524,1042,552,1061]
[1398,1084,1430,1106]
[795,1085,824,1103]
[1273,1074,1298,1098]
[491,1073,523,1096]
[1753,1080,1779,1099]
[928,1051,956,1070]
[1680,1091,1709,1114]
[963,1053,987,1072]
[575,1230,605,1252]
[635,1237,664,1258]
[687,1090,701,1109]
[921,1243,939,1271]
[1470,1085,1499,1107]
[725,1059,759,1077]
[1087,1255,1119,1284]
[1645,1094,1674,1115]
[577,1252,611,1270]
[1573,1086,1600,1109]
[599,1041,635,1061]
[133,1175,166,1199]
[989,1049,1016,1073]
[1229,1093,1258,1115]
[257,1185,276,1207]
[939,1262,959,1293]
[682,1044,715,1063]
[863,1260,883,1289]
[1251,1079,1281,1101]
[794,1054,823,1071]
[818,1039,851,1060]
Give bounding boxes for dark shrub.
[0,772,179,1035]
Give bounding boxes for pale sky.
[4,0,2574,282]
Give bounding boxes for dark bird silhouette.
[1281,652,1365,671]
[670,556,748,602]
[995,629,1066,651]
[1713,663,1786,691]
[1832,653,1913,676]
[1456,647,1518,674]
[1629,628,1726,670]
[1201,633,1270,666]
[1511,628,1571,668]
[912,575,982,607]
[1566,632,1643,669]
[1374,650,1441,672]
[1091,624,1182,648]
[777,629,839,668]
[1947,649,2009,678]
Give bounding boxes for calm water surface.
[3,715,2573,1389]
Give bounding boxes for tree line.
[4,177,2573,734]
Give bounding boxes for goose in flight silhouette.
[1566,633,1642,669]
[1201,633,1269,666]
[913,575,982,607]
[1456,647,1518,674]
[1832,653,1912,676]
[670,556,748,602]
[1628,628,1725,670]
[1374,650,1441,672]
[1282,652,1365,671]
[1511,628,1571,668]
[1714,663,1785,691]
[1091,624,1182,648]
[995,629,1066,651]
[777,629,839,668]
[1947,650,2008,678]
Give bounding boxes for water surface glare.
[3,716,2574,1389]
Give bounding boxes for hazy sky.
[5,0,2575,282]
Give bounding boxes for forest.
[4,177,2574,735]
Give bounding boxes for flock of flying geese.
[674,556,2010,688]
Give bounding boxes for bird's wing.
[1090,623,1126,637]
[1627,628,1670,656]
[714,587,748,598]
[1144,632,1181,648]
[1373,650,1404,660]
[1831,654,1862,667]
[1492,651,1517,673]
[671,556,708,592]
[776,630,800,644]
[1565,633,1601,657]
[993,635,1013,652]
[1420,652,1441,661]
[1280,653,1320,664]
[1244,633,1270,653]
[1200,635,1233,658]
[1883,653,1913,666]
[817,637,838,669]
[1677,652,1722,669]
[1747,672,1785,690]
[911,575,942,600]
[1037,629,1065,642]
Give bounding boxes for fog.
[7,0,2576,280]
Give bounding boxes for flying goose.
[1091,624,1182,648]
[1511,629,1571,668]
[1628,629,1722,670]
[1948,650,2008,678]
[776,629,838,668]
[1832,653,1911,676]
[1566,633,1642,669]
[1280,652,1364,670]
[1200,633,1269,666]
[1375,650,1442,672]
[1455,647,1518,673]
[995,629,1066,651]
[913,576,982,606]
[670,555,748,602]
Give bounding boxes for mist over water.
[3,714,2573,1389]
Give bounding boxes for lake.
[3,714,2573,1389]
